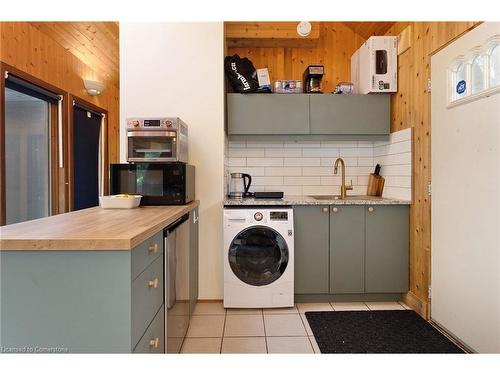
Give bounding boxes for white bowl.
[99,195,142,209]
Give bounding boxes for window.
[490,44,500,88]
[454,62,467,100]
[471,55,485,94]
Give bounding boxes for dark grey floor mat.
[305,310,465,354]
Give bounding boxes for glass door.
[4,87,52,224]
[127,131,177,161]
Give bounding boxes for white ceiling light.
[83,79,104,96]
[297,21,312,37]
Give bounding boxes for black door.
[228,226,289,286]
[72,106,102,210]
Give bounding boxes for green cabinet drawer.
[133,305,164,353]
[293,205,330,294]
[330,206,365,294]
[131,255,164,347]
[131,231,163,281]
[309,94,390,135]
[227,93,310,135]
[365,205,409,293]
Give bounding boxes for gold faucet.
[334,158,353,199]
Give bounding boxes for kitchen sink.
[308,195,383,200]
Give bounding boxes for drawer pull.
[322,207,328,213]
[368,206,374,212]
[148,243,158,253]
[148,278,159,289]
[149,337,160,349]
[332,207,338,213]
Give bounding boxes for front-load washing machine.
[223,207,294,308]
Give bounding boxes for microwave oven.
[110,163,195,205]
[351,36,397,94]
[126,117,188,163]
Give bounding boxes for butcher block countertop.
[0,201,199,251]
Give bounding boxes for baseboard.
[197,299,223,303]
[402,291,429,319]
[294,293,404,303]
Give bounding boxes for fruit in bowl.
[99,194,142,209]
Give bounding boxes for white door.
[431,22,500,353]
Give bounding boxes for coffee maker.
[303,65,324,93]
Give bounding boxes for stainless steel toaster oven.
[126,117,188,163]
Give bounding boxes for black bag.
[224,54,259,93]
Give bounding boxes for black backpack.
[224,54,259,93]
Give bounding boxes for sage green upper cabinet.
[293,205,330,294]
[365,205,409,293]
[227,94,310,135]
[309,94,390,135]
[329,206,365,294]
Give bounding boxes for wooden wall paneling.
[225,22,321,48]
[0,22,119,166]
[342,22,396,39]
[226,22,366,93]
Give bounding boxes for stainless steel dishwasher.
[164,213,190,353]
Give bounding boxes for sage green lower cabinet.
[365,205,409,293]
[0,207,200,353]
[330,206,365,294]
[293,204,409,299]
[293,205,330,294]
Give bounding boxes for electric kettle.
[228,173,252,199]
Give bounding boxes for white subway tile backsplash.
[265,148,302,157]
[284,158,321,167]
[303,148,339,157]
[321,141,358,148]
[302,167,335,176]
[228,158,246,167]
[251,176,284,186]
[284,141,321,148]
[228,167,265,176]
[228,141,247,148]
[247,158,284,167]
[224,128,412,201]
[228,148,265,157]
[265,185,303,195]
[265,167,302,177]
[339,147,373,157]
[320,157,357,167]
[283,176,321,186]
[246,142,284,148]
[357,157,374,167]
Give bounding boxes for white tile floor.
[181,301,411,353]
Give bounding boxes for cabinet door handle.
[368,206,374,212]
[332,207,338,213]
[148,278,159,288]
[148,243,158,253]
[322,207,328,213]
[149,337,160,349]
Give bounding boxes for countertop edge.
[223,196,411,206]
[0,201,200,251]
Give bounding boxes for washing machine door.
[228,225,289,286]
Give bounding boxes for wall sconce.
[83,79,104,96]
[297,21,312,37]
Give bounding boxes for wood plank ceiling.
[342,22,396,39]
[29,22,119,87]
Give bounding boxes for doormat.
[305,310,464,353]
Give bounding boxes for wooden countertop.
[0,201,199,251]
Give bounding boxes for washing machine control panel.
[254,212,263,221]
[270,211,288,221]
